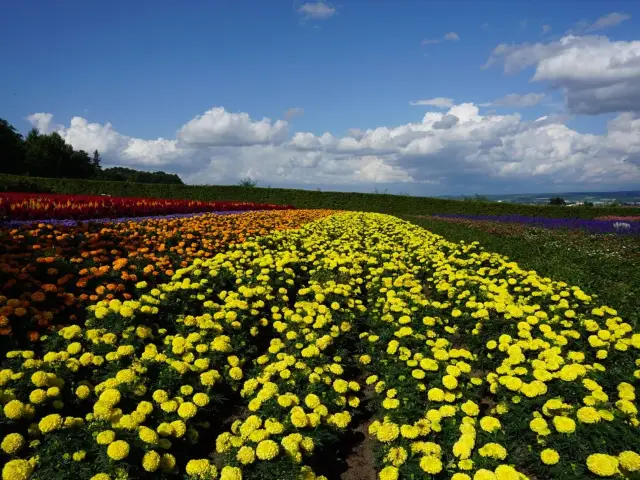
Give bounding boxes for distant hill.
[438,190,640,206]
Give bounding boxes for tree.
[68,149,94,178]
[92,150,102,169]
[549,197,566,205]
[0,118,26,174]
[98,166,184,184]
[237,178,258,188]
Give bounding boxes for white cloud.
[26,103,640,193]
[422,32,460,45]
[284,107,305,120]
[297,1,336,20]
[480,93,545,108]
[485,35,640,114]
[410,97,454,108]
[542,24,552,35]
[26,113,54,133]
[585,12,631,32]
[177,107,288,146]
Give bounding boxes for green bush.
[1,173,639,219]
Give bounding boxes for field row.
[1,212,639,480]
[0,193,293,221]
[0,210,333,345]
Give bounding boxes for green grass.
[402,215,640,328]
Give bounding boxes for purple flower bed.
[432,213,640,235]
[0,210,262,228]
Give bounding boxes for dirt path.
[340,419,376,480]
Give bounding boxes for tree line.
[0,118,183,185]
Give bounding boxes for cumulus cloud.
[284,107,305,120]
[177,107,288,146]
[297,1,336,20]
[432,114,459,130]
[410,97,454,108]
[542,24,552,35]
[585,12,631,32]
[444,32,460,41]
[484,34,640,114]
[26,113,54,133]
[480,93,545,108]
[27,103,640,193]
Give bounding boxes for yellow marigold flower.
[2,459,33,480]
[265,419,285,435]
[478,443,507,460]
[220,466,242,480]
[400,425,420,439]
[333,379,349,393]
[186,459,211,478]
[3,400,25,420]
[541,449,560,465]
[161,400,178,413]
[160,453,176,473]
[256,440,280,460]
[473,469,496,480]
[99,389,121,407]
[619,451,640,472]
[237,446,256,464]
[73,450,87,461]
[1,433,25,455]
[90,475,111,480]
[229,367,243,380]
[142,451,160,472]
[553,416,576,434]
[29,389,47,404]
[39,413,63,434]
[139,426,159,444]
[442,375,458,390]
[428,388,445,402]
[193,393,209,407]
[31,371,49,387]
[577,406,601,424]
[419,455,443,474]
[359,355,372,365]
[107,440,130,461]
[305,394,321,409]
[586,453,619,477]
[494,465,520,480]
[479,416,501,433]
[452,474,472,480]
[75,385,91,399]
[379,466,399,480]
[377,423,400,443]
[458,401,478,417]
[152,389,169,403]
[96,430,116,445]
[178,402,198,419]
[385,447,408,467]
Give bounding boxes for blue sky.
[2,0,640,195]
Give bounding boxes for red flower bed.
[0,193,294,221]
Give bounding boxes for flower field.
[429,214,640,235]
[0,193,293,222]
[2,211,640,480]
[0,210,332,346]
